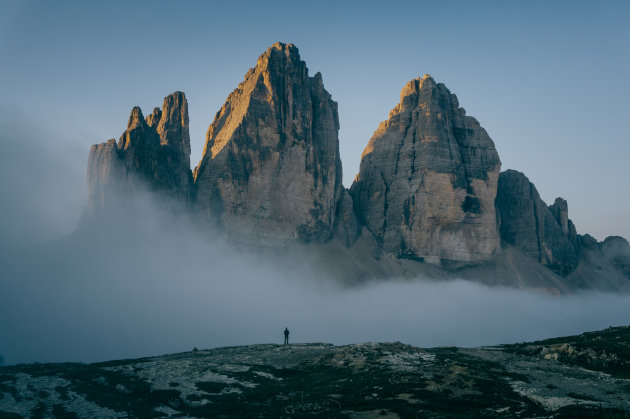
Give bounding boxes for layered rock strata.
[350,74,501,263]
[81,43,630,291]
[87,92,192,214]
[193,42,343,245]
[495,170,578,275]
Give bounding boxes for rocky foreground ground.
[1,326,629,418]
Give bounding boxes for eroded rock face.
[333,189,361,247]
[193,42,343,245]
[81,43,627,290]
[549,197,578,246]
[350,75,501,263]
[87,92,192,214]
[496,170,578,275]
[601,236,630,279]
[87,139,121,215]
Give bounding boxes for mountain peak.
[351,75,501,262]
[84,44,630,291]
[254,42,306,78]
[193,42,342,245]
[270,41,296,52]
[266,42,299,57]
[395,74,439,113]
[405,73,435,89]
[127,106,146,130]
[88,92,193,214]
[157,91,190,163]
[146,107,162,128]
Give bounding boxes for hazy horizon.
[1,194,629,366]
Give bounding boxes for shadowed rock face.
[350,75,501,263]
[87,92,192,214]
[496,170,578,276]
[81,43,629,291]
[193,42,343,245]
[87,139,121,214]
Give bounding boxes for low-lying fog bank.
[1,202,628,366]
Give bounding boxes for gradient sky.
[1,0,629,241]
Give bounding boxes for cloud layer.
[1,201,629,366]
[0,106,87,246]
[0,109,628,366]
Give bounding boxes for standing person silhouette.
[284,327,289,345]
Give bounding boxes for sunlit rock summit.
[350,74,501,263]
[193,43,343,245]
[87,92,192,214]
[84,42,630,292]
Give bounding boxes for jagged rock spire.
[351,75,501,263]
[496,170,578,276]
[87,92,192,214]
[157,91,190,168]
[193,42,343,245]
[146,107,162,128]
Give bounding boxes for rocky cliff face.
[565,235,630,289]
[495,170,578,276]
[601,236,630,279]
[87,139,122,215]
[350,74,501,263]
[193,42,343,245]
[87,92,192,214]
[81,43,630,292]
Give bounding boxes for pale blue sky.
[1,0,629,241]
